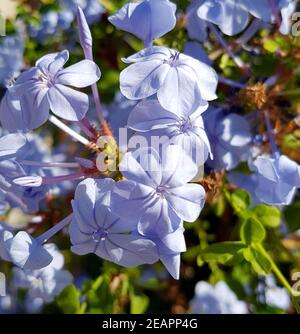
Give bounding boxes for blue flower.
[13,243,73,303]
[0,35,24,86]
[257,275,291,310]
[186,0,208,42]
[0,89,27,132]
[3,231,54,270]
[60,0,105,24]
[148,225,186,279]
[120,46,218,115]
[204,108,252,171]
[0,133,49,213]
[108,0,177,46]
[5,50,101,130]
[83,0,105,24]
[197,0,295,36]
[0,134,28,203]
[197,0,253,36]
[113,145,206,238]
[229,153,300,206]
[190,281,248,314]
[70,178,159,267]
[0,219,55,271]
[184,41,212,66]
[251,154,300,206]
[127,98,211,166]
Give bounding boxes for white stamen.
[49,115,90,146]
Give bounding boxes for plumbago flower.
[70,178,159,267]
[230,110,300,206]
[120,46,218,115]
[190,281,248,314]
[251,154,300,206]
[185,0,208,42]
[0,133,53,213]
[60,0,105,25]
[113,145,206,238]
[0,50,100,131]
[256,275,291,310]
[184,41,212,66]
[203,108,252,171]
[229,153,300,206]
[108,0,177,47]
[0,35,24,86]
[127,98,211,166]
[13,243,73,304]
[196,0,296,36]
[0,228,54,270]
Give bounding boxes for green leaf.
[56,284,81,314]
[130,294,149,314]
[240,218,266,245]
[251,205,281,228]
[249,247,272,275]
[201,241,247,264]
[242,246,272,275]
[86,276,115,314]
[230,189,251,215]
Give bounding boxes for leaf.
[86,276,115,314]
[240,218,266,245]
[249,247,272,275]
[130,294,149,314]
[201,241,247,264]
[242,246,272,275]
[251,205,281,228]
[230,189,251,215]
[56,284,81,314]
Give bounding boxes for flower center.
[165,51,180,67]
[155,185,168,198]
[178,117,192,134]
[37,68,55,88]
[92,228,108,241]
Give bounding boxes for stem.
[41,172,85,185]
[257,244,294,296]
[49,115,91,146]
[208,23,246,69]
[83,46,106,125]
[218,75,246,89]
[21,160,80,169]
[77,119,95,139]
[263,110,279,158]
[91,83,106,124]
[36,214,73,244]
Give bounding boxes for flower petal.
[48,84,89,121]
[56,60,101,88]
[127,98,176,131]
[120,60,170,100]
[106,234,158,267]
[166,183,206,222]
[119,147,162,188]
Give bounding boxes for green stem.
[257,244,294,295]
